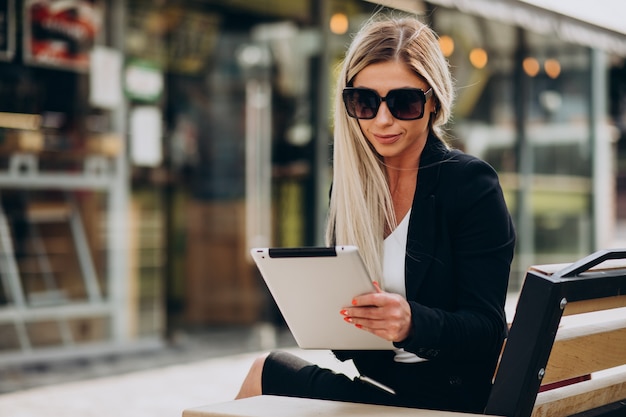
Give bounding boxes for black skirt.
[261,350,492,413]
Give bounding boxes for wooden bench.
[182,249,626,417]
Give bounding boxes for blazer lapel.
[405,135,448,298]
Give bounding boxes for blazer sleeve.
[395,156,516,360]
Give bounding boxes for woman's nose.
[374,102,394,124]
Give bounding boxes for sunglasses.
[342,87,433,120]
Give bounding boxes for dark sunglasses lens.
[387,89,424,120]
[344,89,379,119]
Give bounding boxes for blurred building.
[0,0,625,365]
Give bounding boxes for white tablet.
[250,246,394,350]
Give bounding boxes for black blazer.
[334,134,516,413]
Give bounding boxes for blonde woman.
[236,15,515,413]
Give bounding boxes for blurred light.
[330,13,349,35]
[544,58,562,79]
[523,57,540,77]
[469,48,488,69]
[439,35,455,57]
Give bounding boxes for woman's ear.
[432,101,440,115]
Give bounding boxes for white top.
[383,209,426,363]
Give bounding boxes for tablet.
[250,246,394,350]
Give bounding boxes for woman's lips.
[374,133,401,144]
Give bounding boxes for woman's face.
[351,60,435,167]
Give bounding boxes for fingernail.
[352,299,357,306]
[355,324,363,329]
[343,317,352,323]
[340,309,348,316]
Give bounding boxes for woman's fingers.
[339,293,412,342]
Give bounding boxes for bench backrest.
[485,249,626,417]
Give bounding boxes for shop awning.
[425,0,626,56]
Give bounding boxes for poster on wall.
[0,0,15,61]
[23,0,102,71]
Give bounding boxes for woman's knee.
[235,353,270,399]
[251,352,270,375]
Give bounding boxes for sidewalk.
[0,343,357,417]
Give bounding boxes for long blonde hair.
[325,15,454,284]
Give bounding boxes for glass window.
[433,8,593,287]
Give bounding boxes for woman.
[235,15,516,413]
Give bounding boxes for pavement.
[0,348,357,417]
[0,326,359,417]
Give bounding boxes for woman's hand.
[339,282,413,342]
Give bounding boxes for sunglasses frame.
[342,87,434,121]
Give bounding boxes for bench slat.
[563,295,626,316]
[182,395,484,417]
[532,367,626,417]
[543,309,626,384]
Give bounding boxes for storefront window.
[0,0,134,357]
[124,0,332,328]
[433,8,594,287]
